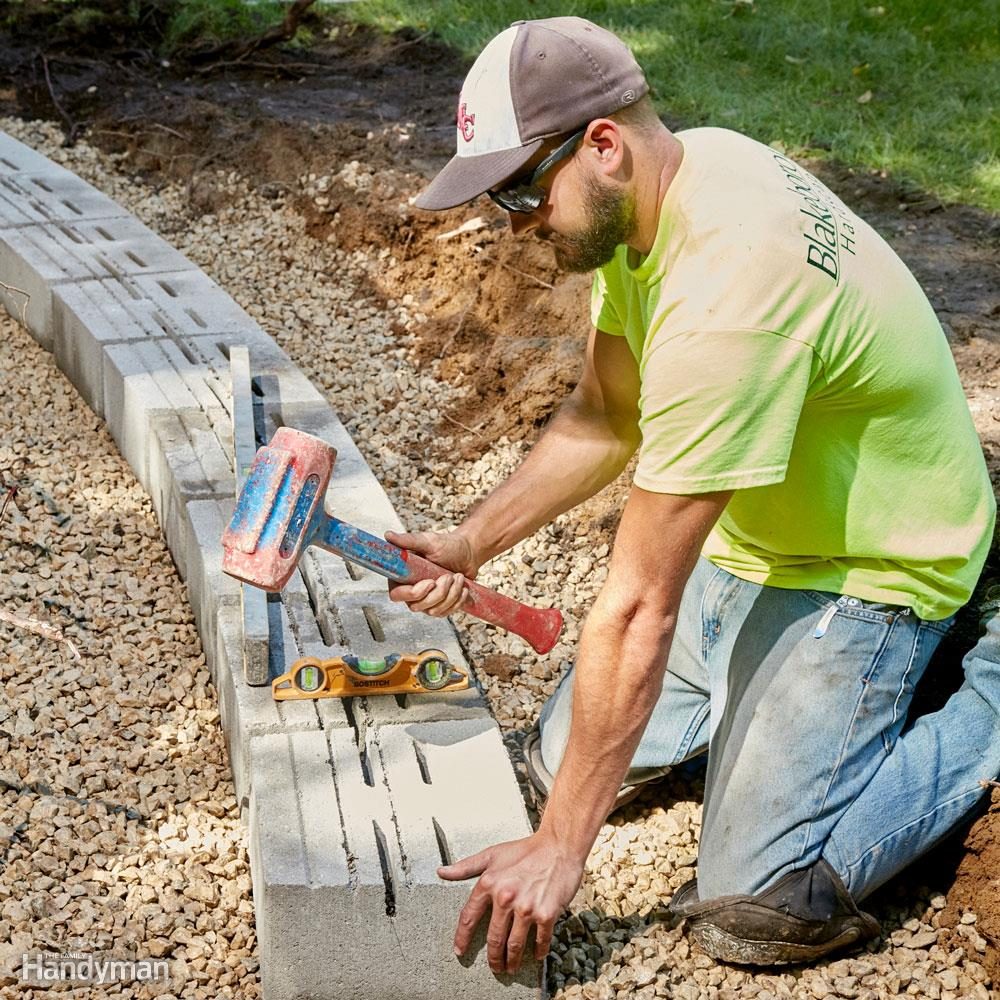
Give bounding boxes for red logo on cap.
[457,102,476,142]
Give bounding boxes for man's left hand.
[439,830,585,975]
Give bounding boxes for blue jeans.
[538,557,1000,902]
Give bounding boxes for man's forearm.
[537,595,676,860]
[459,391,638,563]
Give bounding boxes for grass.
[338,0,1000,212]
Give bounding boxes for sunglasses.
[487,128,587,214]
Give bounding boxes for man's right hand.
[385,529,481,617]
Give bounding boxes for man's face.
[541,172,635,273]
[500,139,635,273]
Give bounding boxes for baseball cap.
[415,17,648,211]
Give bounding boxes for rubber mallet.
[221,427,564,654]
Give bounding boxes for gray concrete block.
[184,498,241,658]
[45,215,197,281]
[260,402,375,490]
[249,728,407,1000]
[230,344,270,686]
[0,133,64,176]
[148,410,234,564]
[378,719,532,864]
[52,273,265,417]
[0,185,41,228]
[242,585,270,687]
[377,718,540,998]
[214,603,321,809]
[0,224,95,346]
[0,171,127,227]
[52,278,169,415]
[249,723,542,1000]
[127,271,263,340]
[103,340,206,486]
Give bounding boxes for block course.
[0,130,543,999]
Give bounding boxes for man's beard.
[550,176,636,273]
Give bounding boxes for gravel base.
[1,117,993,999]
[0,309,259,997]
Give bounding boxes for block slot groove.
[412,741,432,785]
[186,307,207,328]
[362,605,385,643]
[372,820,397,917]
[432,818,452,867]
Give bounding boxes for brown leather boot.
[667,860,881,965]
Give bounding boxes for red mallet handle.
[401,550,563,654]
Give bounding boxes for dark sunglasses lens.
[489,186,541,214]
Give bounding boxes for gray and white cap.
[415,17,649,211]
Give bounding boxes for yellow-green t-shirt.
[592,127,995,620]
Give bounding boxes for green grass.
[339,0,1000,212]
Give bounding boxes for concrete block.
[249,723,541,1000]
[0,185,41,228]
[126,271,263,340]
[184,498,241,658]
[45,215,196,282]
[103,340,206,486]
[52,278,168,415]
[241,586,270,687]
[250,728,406,1000]
[0,224,95,346]
[148,410,234,562]
[231,344,270,686]
[51,272,266,416]
[378,718,533,864]
[0,133,64,176]
[0,171,127,227]
[260,402,373,488]
[214,603,321,808]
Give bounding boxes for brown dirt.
[2,6,998,978]
[940,788,1000,980]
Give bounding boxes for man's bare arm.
[387,328,642,610]
[460,327,642,561]
[439,485,732,973]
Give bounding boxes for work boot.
[979,581,1000,631]
[667,860,881,965]
[522,723,671,813]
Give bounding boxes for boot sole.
[691,920,874,966]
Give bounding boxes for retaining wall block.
[184,498,241,665]
[148,410,234,580]
[43,215,197,282]
[250,723,542,1000]
[52,271,258,418]
[0,133,67,176]
[0,224,95,347]
[0,171,129,227]
[103,341,203,489]
[249,728,401,1000]
[214,602,326,809]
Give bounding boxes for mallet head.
[222,427,337,591]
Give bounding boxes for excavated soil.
[1,7,999,994]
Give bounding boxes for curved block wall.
[0,130,543,1000]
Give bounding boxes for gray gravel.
[1,116,993,1000]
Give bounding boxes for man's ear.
[583,119,625,176]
